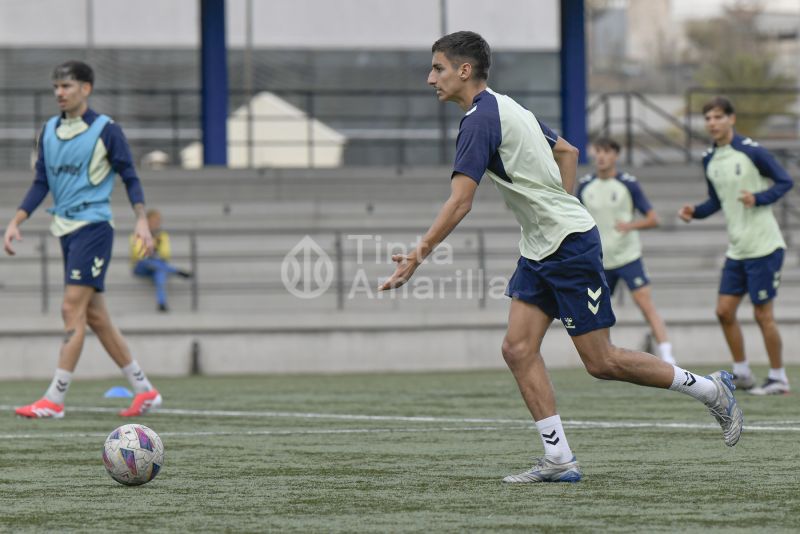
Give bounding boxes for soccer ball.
[102,424,164,486]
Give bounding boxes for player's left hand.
[133,218,155,257]
[379,254,421,291]
[738,190,756,208]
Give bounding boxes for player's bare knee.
[753,305,774,326]
[501,339,533,368]
[86,307,106,331]
[583,354,622,380]
[715,306,736,325]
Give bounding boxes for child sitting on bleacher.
[130,209,191,312]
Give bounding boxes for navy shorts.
[605,258,650,295]
[59,222,114,292]
[719,248,784,304]
[505,227,616,336]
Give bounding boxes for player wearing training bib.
[379,31,743,484]
[577,138,676,364]
[680,97,793,396]
[3,61,162,419]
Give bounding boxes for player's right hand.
[3,222,21,256]
[677,204,694,223]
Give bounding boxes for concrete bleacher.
[1,164,799,377]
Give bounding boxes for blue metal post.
[200,0,228,166]
[560,0,588,163]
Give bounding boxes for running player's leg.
[501,260,581,483]
[549,230,741,446]
[501,299,555,421]
[15,284,93,418]
[501,300,581,483]
[571,329,742,446]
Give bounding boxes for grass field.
[1,366,799,532]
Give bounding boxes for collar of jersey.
[56,108,99,140]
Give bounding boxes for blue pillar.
[560,0,588,163]
[200,0,228,166]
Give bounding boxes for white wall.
[0,0,558,50]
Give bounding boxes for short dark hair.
[431,31,491,81]
[592,137,621,153]
[702,96,735,116]
[52,60,94,85]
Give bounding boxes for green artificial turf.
[1,367,798,532]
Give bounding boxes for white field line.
[0,426,520,440]
[1,404,799,436]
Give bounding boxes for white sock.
[535,414,574,464]
[44,368,72,404]
[122,360,153,393]
[732,361,751,378]
[768,368,788,383]
[658,342,675,364]
[668,366,718,404]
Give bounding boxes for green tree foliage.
[685,2,795,136]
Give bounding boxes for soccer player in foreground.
[3,61,162,418]
[679,97,793,395]
[577,138,676,364]
[379,32,742,483]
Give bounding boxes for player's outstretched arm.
[132,203,154,257]
[379,174,478,291]
[3,209,29,256]
[551,137,579,194]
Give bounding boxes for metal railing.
[0,88,560,170]
[2,218,799,315]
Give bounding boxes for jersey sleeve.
[625,180,653,215]
[693,177,722,219]
[18,128,50,216]
[537,119,558,148]
[101,121,145,206]
[452,113,501,184]
[750,146,794,206]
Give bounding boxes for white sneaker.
[503,456,582,483]
[749,378,790,396]
[705,371,743,447]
